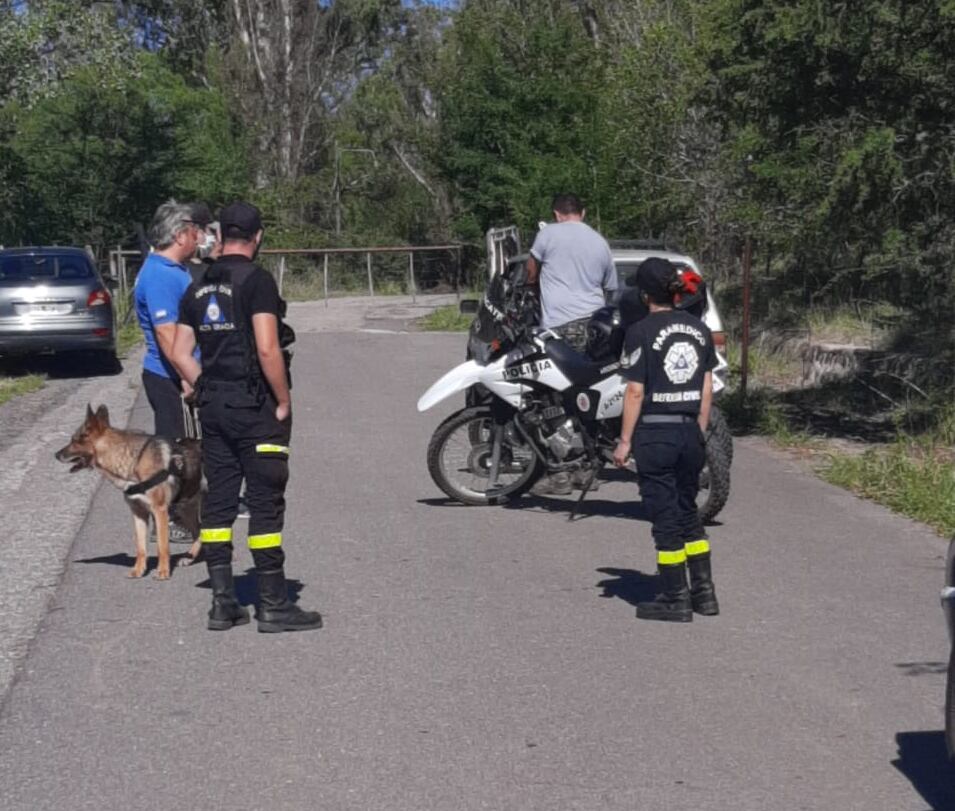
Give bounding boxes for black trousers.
[197,381,291,571]
[634,420,707,554]
[142,370,185,440]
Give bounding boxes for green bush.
[418,305,473,332]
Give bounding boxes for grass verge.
[116,321,143,357]
[723,386,955,535]
[418,305,473,332]
[822,439,955,536]
[0,373,45,406]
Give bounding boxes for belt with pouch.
[195,376,267,406]
[639,414,697,424]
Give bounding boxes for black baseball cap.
[635,257,677,300]
[189,202,214,228]
[219,201,263,239]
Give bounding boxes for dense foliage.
[0,0,952,346]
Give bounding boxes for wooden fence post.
[740,236,752,400]
[454,247,461,301]
[278,255,286,296]
[116,244,124,297]
[366,252,374,297]
[323,253,329,307]
[409,251,416,303]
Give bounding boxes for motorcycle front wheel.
[427,406,543,506]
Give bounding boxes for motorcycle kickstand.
[486,422,505,496]
[568,460,605,522]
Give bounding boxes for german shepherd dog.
[55,404,203,579]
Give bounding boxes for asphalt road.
[0,316,951,810]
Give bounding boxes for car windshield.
[0,255,94,282]
[614,261,642,287]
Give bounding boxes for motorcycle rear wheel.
[707,405,734,465]
[427,406,543,506]
[697,432,731,524]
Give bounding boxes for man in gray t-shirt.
[526,194,617,496]
[527,193,618,334]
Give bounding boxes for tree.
[0,1,137,107]
[436,0,605,238]
[701,0,955,319]
[224,0,408,186]
[1,53,250,252]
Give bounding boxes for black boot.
[687,553,720,616]
[256,568,323,633]
[207,564,250,631]
[636,562,693,622]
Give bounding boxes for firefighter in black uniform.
[171,202,323,633]
[612,257,719,623]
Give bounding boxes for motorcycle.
[417,255,732,521]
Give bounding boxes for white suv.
[609,241,729,394]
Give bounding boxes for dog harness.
[122,443,186,497]
[123,468,173,497]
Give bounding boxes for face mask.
[197,230,217,259]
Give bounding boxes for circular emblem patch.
[576,392,591,412]
[206,301,221,322]
[663,341,699,384]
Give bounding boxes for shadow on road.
[74,550,200,574]
[0,351,121,380]
[418,492,723,527]
[892,731,955,810]
[595,567,659,607]
[195,568,304,607]
[418,492,648,521]
[895,661,948,677]
[417,497,471,508]
[75,555,306,606]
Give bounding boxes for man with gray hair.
[134,199,202,443]
[133,200,203,542]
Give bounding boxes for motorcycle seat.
[544,339,608,387]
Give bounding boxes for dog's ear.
[86,403,95,421]
[94,404,110,426]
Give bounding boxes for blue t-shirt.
[134,253,193,379]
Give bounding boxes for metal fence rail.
[108,244,468,307]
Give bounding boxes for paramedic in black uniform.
[171,201,323,633]
[612,257,719,622]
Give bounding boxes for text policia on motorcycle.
[170,201,323,634]
[613,257,720,623]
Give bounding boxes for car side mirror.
[459,299,480,315]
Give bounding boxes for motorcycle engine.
[545,418,585,460]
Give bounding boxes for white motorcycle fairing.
[417,345,573,412]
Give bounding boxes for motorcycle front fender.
[417,359,488,412]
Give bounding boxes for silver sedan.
[0,247,115,359]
